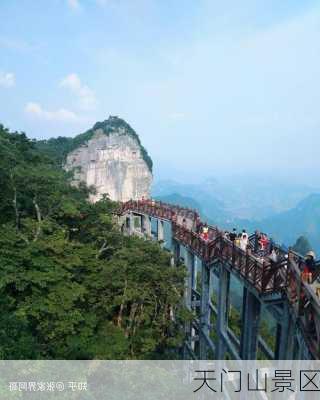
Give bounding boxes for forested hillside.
[0,124,187,359]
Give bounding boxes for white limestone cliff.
[65,118,152,203]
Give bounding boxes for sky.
[1,0,320,184]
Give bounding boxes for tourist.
[269,248,278,263]
[197,221,203,234]
[303,251,316,284]
[240,229,249,251]
[195,215,201,233]
[172,211,177,223]
[229,228,237,243]
[235,233,241,247]
[202,223,209,241]
[254,230,261,252]
[259,234,269,254]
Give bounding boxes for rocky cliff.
[64,116,153,202]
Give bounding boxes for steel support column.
[157,219,164,242]
[216,265,230,359]
[128,212,134,235]
[274,302,295,360]
[199,261,211,359]
[172,239,180,266]
[184,249,195,358]
[142,214,151,237]
[240,287,261,359]
[185,249,195,310]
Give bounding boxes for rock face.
[65,116,153,203]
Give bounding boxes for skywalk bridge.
[119,200,320,360]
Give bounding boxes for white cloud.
[67,0,80,10]
[60,73,97,110]
[0,71,15,87]
[25,102,81,122]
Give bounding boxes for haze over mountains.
[153,178,320,254]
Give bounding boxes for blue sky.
[1,0,320,183]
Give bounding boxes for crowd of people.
[132,198,319,286]
[224,228,249,252]
[199,224,272,256]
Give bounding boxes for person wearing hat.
[303,251,316,283]
[202,223,209,241]
[229,228,237,243]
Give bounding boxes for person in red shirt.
[259,234,269,253]
[202,223,209,240]
[302,251,316,283]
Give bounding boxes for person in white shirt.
[240,229,249,251]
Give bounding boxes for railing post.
[215,264,230,359]
[240,287,261,359]
[200,261,211,359]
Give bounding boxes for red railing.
[119,200,292,294]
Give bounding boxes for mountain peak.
[296,193,320,210]
[76,116,152,172]
[92,116,136,137]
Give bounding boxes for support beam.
[274,302,295,360]
[184,249,196,357]
[142,214,151,237]
[172,239,180,265]
[164,222,173,251]
[240,288,261,359]
[157,219,164,242]
[199,262,211,359]
[216,265,230,359]
[128,212,134,235]
[191,257,197,291]
[185,249,195,310]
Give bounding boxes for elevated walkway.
[119,199,320,360]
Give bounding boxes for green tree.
[0,124,187,359]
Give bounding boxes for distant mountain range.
[153,178,319,219]
[154,193,202,212]
[153,180,320,254]
[153,180,229,224]
[247,193,320,254]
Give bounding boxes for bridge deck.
[120,199,320,359]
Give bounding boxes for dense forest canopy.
[0,124,185,359]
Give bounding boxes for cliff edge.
[64,116,153,202]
